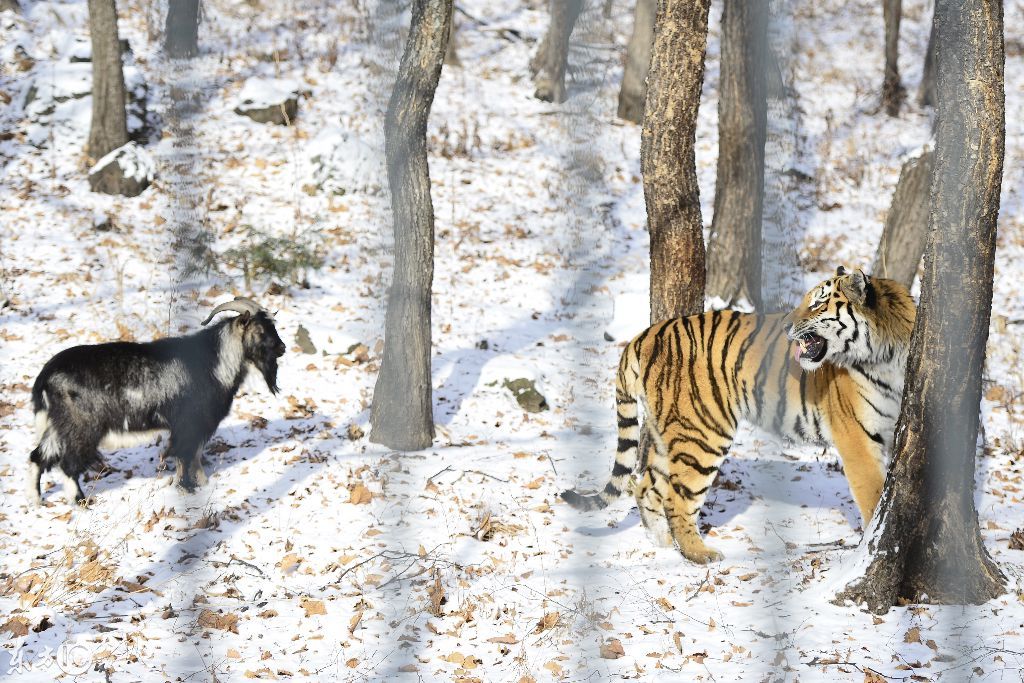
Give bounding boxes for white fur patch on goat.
[214,324,245,390]
[34,410,63,464]
[57,470,80,504]
[33,410,48,442]
[26,461,42,505]
[124,360,188,406]
[99,429,168,450]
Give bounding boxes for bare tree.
[641,0,711,322]
[705,0,767,309]
[872,149,933,288]
[530,0,583,103]
[87,0,129,161]
[836,0,1005,612]
[616,0,654,123]
[165,0,200,59]
[881,0,905,115]
[369,0,453,451]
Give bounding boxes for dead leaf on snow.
[427,574,446,616]
[301,598,326,617]
[1,616,30,638]
[904,626,921,643]
[348,483,373,505]
[533,611,560,634]
[600,638,625,659]
[349,610,363,633]
[197,609,239,633]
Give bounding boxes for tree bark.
[165,0,200,59]
[531,0,583,103]
[872,149,933,288]
[641,0,711,322]
[919,12,937,107]
[705,0,767,309]
[87,0,129,161]
[369,0,452,451]
[444,15,460,66]
[881,0,905,116]
[616,0,655,123]
[836,0,1005,613]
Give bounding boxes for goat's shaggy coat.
[29,310,285,504]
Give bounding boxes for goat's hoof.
[176,480,197,494]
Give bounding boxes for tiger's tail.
[561,340,645,511]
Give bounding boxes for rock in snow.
[233,77,299,125]
[88,141,155,196]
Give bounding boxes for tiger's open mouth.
[795,333,827,363]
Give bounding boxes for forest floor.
[2,0,1024,681]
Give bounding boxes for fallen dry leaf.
[534,611,560,634]
[301,598,326,617]
[348,483,373,505]
[197,609,239,633]
[600,638,625,659]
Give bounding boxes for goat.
[27,297,286,504]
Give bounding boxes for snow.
[234,77,300,110]
[1,0,1024,681]
[88,140,155,183]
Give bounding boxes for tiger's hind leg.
[634,464,673,548]
[661,432,731,564]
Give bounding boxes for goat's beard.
[252,355,280,394]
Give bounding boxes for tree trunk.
[919,12,937,106]
[444,15,460,66]
[616,0,655,123]
[705,0,767,309]
[369,0,452,451]
[87,0,129,161]
[836,0,1005,613]
[641,0,711,323]
[872,149,933,288]
[165,0,200,59]
[531,0,583,103]
[881,0,905,116]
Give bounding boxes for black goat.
[28,298,286,504]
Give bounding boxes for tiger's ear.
[845,269,874,306]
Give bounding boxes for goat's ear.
[238,311,252,325]
[835,265,847,277]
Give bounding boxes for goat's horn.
[201,297,263,326]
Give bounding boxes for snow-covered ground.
[2,0,1023,680]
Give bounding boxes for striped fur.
[562,268,916,563]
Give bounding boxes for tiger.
[561,266,916,563]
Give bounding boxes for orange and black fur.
[562,267,916,563]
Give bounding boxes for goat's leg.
[57,457,87,505]
[192,446,208,487]
[26,447,43,506]
[169,432,206,493]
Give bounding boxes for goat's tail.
[561,339,646,511]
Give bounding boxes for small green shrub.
[221,227,325,289]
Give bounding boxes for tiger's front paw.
[680,544,724,564]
